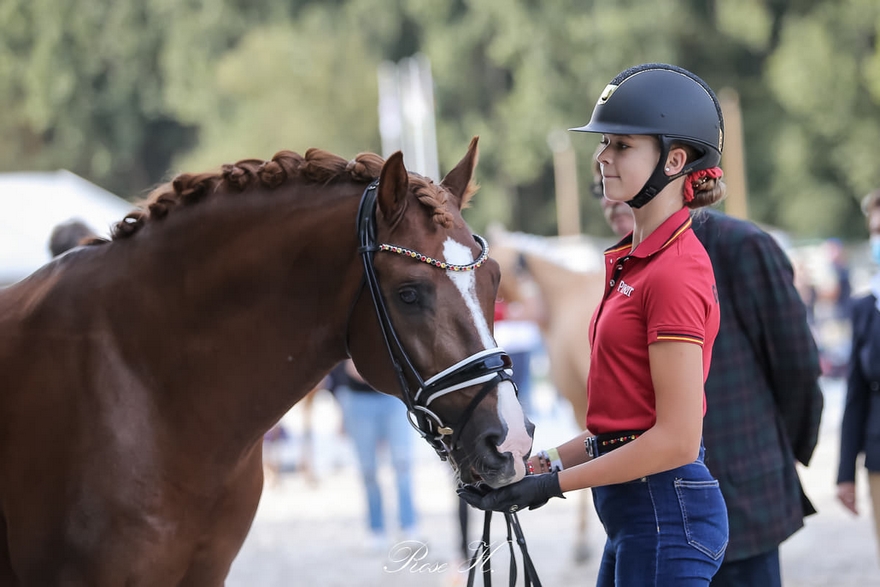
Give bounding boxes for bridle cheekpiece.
[353,179,543,587]
[352,180,515,460]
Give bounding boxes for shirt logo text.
[617,280,634,297]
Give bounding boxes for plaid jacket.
[691,209,823,562]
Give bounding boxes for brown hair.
[675,142,727,210]
[687,177,727,209]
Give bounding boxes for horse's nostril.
[479,431,510,458]
[479,430,501,450]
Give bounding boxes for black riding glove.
[457,472,565,513]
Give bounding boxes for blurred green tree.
[0,0,288,197]
[2,0,879,240]
[171,15,382,173]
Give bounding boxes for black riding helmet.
[570,63,724,208]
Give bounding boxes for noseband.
[352,179,515,460]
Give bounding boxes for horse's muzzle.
[460,411,535,488]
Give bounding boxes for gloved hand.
[457,472,564,513]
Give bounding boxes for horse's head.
[348,137,534,488]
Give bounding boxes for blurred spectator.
[815,238,855,378]
[836,188,880,563]
[691,209,823,587]
[792,257,818,327]
[827,237,853,319]
[48,218,97,257]
[329,360,419,553]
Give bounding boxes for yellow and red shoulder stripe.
[656,332,704,345]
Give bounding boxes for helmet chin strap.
[626,136,684,209]
[626,136,719,209]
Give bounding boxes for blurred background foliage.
[1,0,879,239]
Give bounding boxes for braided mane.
[110,148,468,240]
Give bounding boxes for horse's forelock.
[412,177,462,229]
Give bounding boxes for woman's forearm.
[557,426,700,493]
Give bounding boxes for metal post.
[718,88,749,220]
[548,130,581,236]
[377,54,439,180]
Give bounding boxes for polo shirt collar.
[604,207,692,259]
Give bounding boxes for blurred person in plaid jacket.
[592,159,824,587]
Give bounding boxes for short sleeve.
[643,252,716,346]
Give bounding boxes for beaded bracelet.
[537,449,564,473]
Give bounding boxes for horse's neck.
[101,192,360,451]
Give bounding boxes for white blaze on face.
[494,379,533,484]
[443,237,533,485]
[443,237,495,348]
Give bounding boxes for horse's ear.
[440,136,479,210]
[377,151,408,225]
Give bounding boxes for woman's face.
[596,134,660,203]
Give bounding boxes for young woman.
[461,63,729,585]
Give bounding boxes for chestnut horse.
[0,138,535,586]
[488,225,606,562]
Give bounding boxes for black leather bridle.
[352,179,543,587]
[352,179,514,460]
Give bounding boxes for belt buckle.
[585,436,598,459]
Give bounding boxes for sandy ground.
[227,376,880,587]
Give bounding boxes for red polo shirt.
[586,208,719,434]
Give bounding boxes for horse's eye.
[399,288,419,305]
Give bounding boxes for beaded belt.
[585,430,645,458]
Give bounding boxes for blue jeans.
[592,446,728,586]
[336,387,417,534]
[710,549,781,587]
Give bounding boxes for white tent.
[0,170,134,285]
